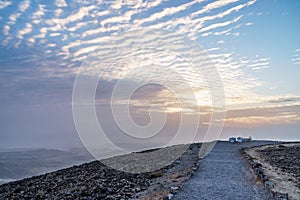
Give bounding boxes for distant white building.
[229,137,236,143]
[237,136,252,142]
[229,136,252,143]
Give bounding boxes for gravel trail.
[174,141,273,200]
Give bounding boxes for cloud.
[191,0,239,18]
[291,49,300,65]
[206,47,220,52]
[135,1,197,26]
[6,0,31,26]
[0,0,268,112]
[8,13,21,25]
[3,25,10,35]
[55,0,68,7]
[267,96,300,104]
[248,57,270,70]
[233,32,240,37]
[16,23,33,40]
[248,62,269,69]
[1,0,299,145]
[206,24,241,36]
[145,0,253,39]
[225,104,300,127]
[225,114,300,127]
[0,1,12,9]
[32,4,46,19]
[19,0,30,12]
[1,1,262,112]
[73,45,97,57]
[110,0,163,10]
[54,8,64,16]
[2,0,258,62]
[49,33,61,37]
[46,5,96,26]
[199,15,243,33]
[187,0,256,37]
[68,22,90,32]
[203,51,271,107]
[62,35,112,57]
[48,43,57,47]
[101,10,136,26]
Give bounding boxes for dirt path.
[174,141,273,200]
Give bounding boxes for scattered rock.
[264,181,274,188]
[0,143,202,199]
[163,193,174,200]
[170,186,179,190]
[242,143,299,200]
[149,170,164,178]
[251,162,262,168]
[255,167,264,175]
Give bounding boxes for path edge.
[240,144,289,200]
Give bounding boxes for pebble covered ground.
[0,143,202,199]
[243,142,300,200]
[256,143,300,188]
[2,141,296,200]
[174,141,274,200]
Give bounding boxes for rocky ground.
[174,141,273,200]
[0,143,201,199]
[243,142,300,200]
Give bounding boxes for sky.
[0,0,300,150]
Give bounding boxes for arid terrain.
[0,143,201,199]
[1,141,299,200]
[243,142,300,200]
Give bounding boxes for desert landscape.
[1,141,299,199]
[1,0,300,199]
[242,142,300,200]
[0,143,201,199]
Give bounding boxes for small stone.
[149,170,164,178]
[107,187,113,193]
[166,193,174,199]
[255,168,264,175]
[171,186,179,190]
[252,162,262,168]
[64,189,71,195]
[265,181,274,188]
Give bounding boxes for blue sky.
[0,0,299,149]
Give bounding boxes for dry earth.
[0,143,201,199]
[244,142,300,200]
